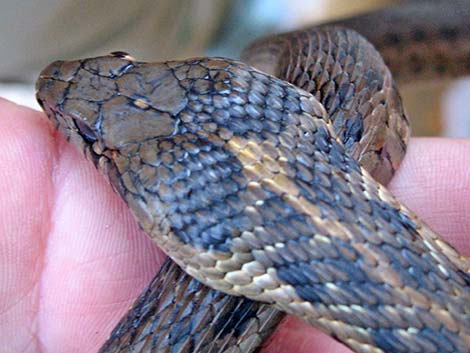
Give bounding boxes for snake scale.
[35,1,470,352]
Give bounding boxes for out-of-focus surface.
[0,83,37,109]
[0,0,230,81]
[1,0,469,137]
[442,78,470,137]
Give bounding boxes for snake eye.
[74,119,98,143]
[109,51,135,61]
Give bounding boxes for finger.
[0,99,164,353]
[38,126,165,352]
[390,137,470,256]
[0,98,53,352]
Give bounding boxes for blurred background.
[0,0,468,137]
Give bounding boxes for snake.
[35,1,470,352]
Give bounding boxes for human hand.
[1,98,468,353]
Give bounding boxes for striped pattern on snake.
[36,4,470,353]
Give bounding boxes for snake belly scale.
[36,13,470,353]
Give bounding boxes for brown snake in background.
[35,1,470,352]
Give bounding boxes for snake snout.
[35,60,62,100]
[38,59,81,83]
[36,59,82,112]
[37,60,65,80]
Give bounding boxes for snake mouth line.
[39,98,112,172]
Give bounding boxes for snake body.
[36,2,470,353]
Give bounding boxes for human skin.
[0,97,468,353]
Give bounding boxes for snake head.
[36,52,188,168]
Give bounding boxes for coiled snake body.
[36,2,470,352]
